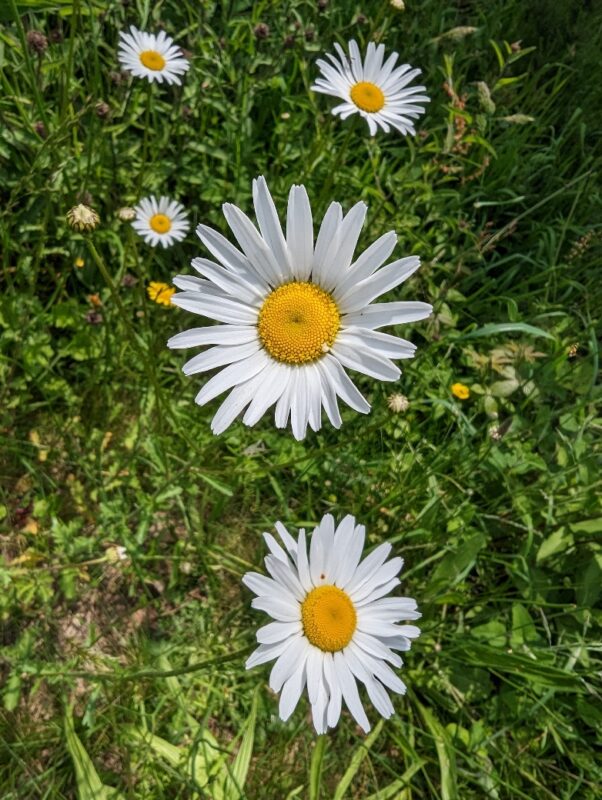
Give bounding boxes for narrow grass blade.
[414,699,458,800]
[309,735,328,800]
[333,720,384,800]
[223,688,258,799]
[362,759,426,800]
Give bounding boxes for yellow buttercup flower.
[147,281,175,306]
[451,382,470,400]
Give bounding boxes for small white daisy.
[311,40,429,136]
[168,176,431,440]
[243,515,421,733]
[118,25,190,85]
[132,196,190,248]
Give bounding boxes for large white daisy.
[243,515,421,733]
[168,177,431,439]
[311,40,429,136]
[118,25,190,85]
[132,196,190,248]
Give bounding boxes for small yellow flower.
[147,281,175,306]
[451,382,470,400]
[74,257,85,268]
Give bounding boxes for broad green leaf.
[536,528,574,563]
[64,710,124,800]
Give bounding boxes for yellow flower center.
[350,81,385,113]
[139,50,166,71]
[257,282,340,364]
[301,585,357,652]
[149,213,172,234]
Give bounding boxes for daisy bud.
[117,206,136,221]
[387,393,409,413]
[67,204,100,232]
[390,0,405,8]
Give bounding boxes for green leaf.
[511,604,540,648]
[453,642,583,691]
[309,735,327,800]
[459,323,556,341]
[536,528,574,563]
[223,689,258,799]
[414,699,457,800]
[362,759,426,800]
[426,533,487,597]
[64,709,124,800]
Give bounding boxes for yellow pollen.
[139,49,166,71]
[350,81,385,113]
[149,213,172,234]
[258,281,340,364]
[301,585,357,652]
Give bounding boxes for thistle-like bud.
[67,204,100,232]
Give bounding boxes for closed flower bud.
[67,204,100,232]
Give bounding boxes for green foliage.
[1,0,601,799]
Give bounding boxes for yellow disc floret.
[140,50,166,71]
[149,213,172,234]
[258,281,340,364]
[301,585,357,652]
[350,81,385,113]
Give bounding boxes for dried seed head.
[95,101,111,119]
[67,204,100,232]
[33,121,47,138]
[253,23,270,39]
[26,30,48,54]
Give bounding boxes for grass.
[1,0,601,798]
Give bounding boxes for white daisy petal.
[334,651,371,732]
[170,178,429,438]
[270,636,308,692]
[287,185,314,281]
[279,660,307,721]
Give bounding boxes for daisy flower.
[243,515,421,733]
[118,25,190,85]
[311,40,429,136]
[132,196,190,249]
[168,177,431,440]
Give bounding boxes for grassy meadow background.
[1,0,601,797]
